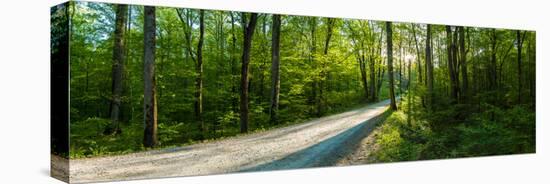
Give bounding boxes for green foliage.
[70,118,143,158]
[66,1,535,159]
[373,95,535,163]
[375,111,423,162]
[456,105,535,156]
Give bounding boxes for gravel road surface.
[68,99,391,183]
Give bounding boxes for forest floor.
[67,99,392,183]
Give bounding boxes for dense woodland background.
[51,2,535,160]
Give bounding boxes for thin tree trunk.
[317,18,334,116]
[360,56,369,100]
[517,30,526,104]
[196,10,205,136]
[108,4,128,135]
[527,33,535,99]
[269,14,281,124]
[398,35,403,96]
[126,5,134,122]
[426,24,434,110]
[309,18,317,114]
[369,52,376,102]
[459,27,468,102]
[386,22,398,110]
[240,13,259,133]
[446,26,459,102]
[230,13,238,113]
[143,6,157,148]
[407,61,412,125]
[411,24,423,84]
[490,29,498,90]
[375,29,385,101]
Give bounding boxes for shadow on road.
[239,109,392,172]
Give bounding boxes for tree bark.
[398,35,403,96]
[316,18,334,116]
[386,22,398,110]
[446,26,459,102]
[240,13,258,133]
[407,61,412,125]
[490,29,498,90]
[230,13,238,113]
[196,10,205,136]
[309,18,317,114]
[143,6,157,148]
[459,27,468,102]
[516,30,526,104]
[360,55,369,100]
[108,4,128,135]
[411,24,423,84]
[426,24,434,110]
[369,50,376,102]
[375,30,385,101]
[269,14,281,124]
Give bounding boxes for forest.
[52,2,535,160]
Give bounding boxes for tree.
[397,31,403,96]
[517,30,526,104]
[426,24,434,110]
[489,29,498,90]
[107,4,128,135]
[376,27,385,101]
[196,10,205,134]
[240,13,258,133]
[411,23,423,84]
[229,12,238,113]
[316,18,335,116]
[369,26,378,102]
[269,14,281,124]
[143,6,158,148]
[407,60,412,125]
[446,26,459,102]
[459,27,468,102]
[346,21,369,101]
[308,17,318,114]
[386,22,397,110]
[175,9,205,135]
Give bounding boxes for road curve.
[69,99,391,183]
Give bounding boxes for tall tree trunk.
[407,61,412,125]
[386,22,398,110]
[317,18,334,116]
[240,13,258,133]
[108,4,128,135]
[527,33,535,99]
[309,18,318,114]
[426,24,434,110]
[516,30,526,104]
[143,6,157,148]
[446,26,459,102]
[411,24,423,84]
[398,36,403,96]
[230,13,238,113]
[376,32,385,101]
[375,30,385,101]
[369,51,376,102]
[195,10,205,136]
[459,27,468,102]
[359,55,369,100]
[126,5,134,122]
[490,29,498,90]
[269,14,281,124]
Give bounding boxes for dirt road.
[69,99,391,183]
